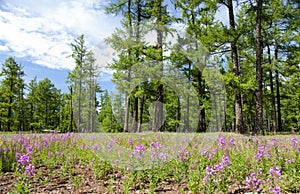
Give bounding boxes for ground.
[0,162,250,194]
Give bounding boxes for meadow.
[0,132,299,193]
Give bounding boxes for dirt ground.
[0,162,251,194]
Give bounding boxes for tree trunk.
[137,95,144,132]
[197,70,206,132]
[254,0,264,135]
[267,45,277,134]
[69,86,74,132]
[124,0,133,133]
[274,43,282,132]
[131,96,138,132]
[123,70,131,132]
[185,62,191,132]
[153,0,164,132]
[176,96,181,132]
[228,0,245,134]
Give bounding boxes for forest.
[0,0,299,135]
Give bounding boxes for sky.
[0,0,231,93]
[0,0,121,93]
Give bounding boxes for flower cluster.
[16,152,34,177]
[205,155,231,182]
[130,144,146,159]
[269,166,281,178]
[178,147,190,162]
[246,171,265,193]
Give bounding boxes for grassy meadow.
[0,132,299,193]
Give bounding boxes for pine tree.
[0,57,25,132]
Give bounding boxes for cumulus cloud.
[0,0,121,70]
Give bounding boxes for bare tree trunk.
[274,43,282,132]
[137,95,144,132]
[197,70,206,132]
[123,69,131,132]
[267,45,277,134]
[124,0,133,132]
[69,86,74,132]
[254,0,264,135]
[228,0,245,134]
[153,0,164,132]
[131,96,138,132]
[176,96,181,132]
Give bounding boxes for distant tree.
[28,78,61,131]
[0,57,25,132]
[68,34,100,132]
[98,90,122,132]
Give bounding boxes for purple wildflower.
[128,139,134,146]
[274,186,280,194]
[178,147,190,162]
[246,172,265,192]
[222,155,230,166]
[228,138,235,146]
[269,186,281,194]
[17,154,30,166]
[205,166,214,181]
[269,166,281,178]
[272,139,279,146]
[218,136,225,148]
[92,144,101,151]
[136,144,146,153]
[48,151,52,158]
[158,152,167,162]
[291,137,298,146]
[150,141,161,150]
[25,164,34,176]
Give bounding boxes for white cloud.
[0,0,121,70]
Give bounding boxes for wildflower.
[118,150,123,156]
[17,154,30,166]
[274,186,280,194]
[44,139,49,148]
[246,172,265,192]
[205,166,214,181]
[246,176,252,187]
[269,166,281,178]
[55,151,61,157]
[135,144,146,153]
[92,144,100,151]
[291,137,298,146]
[158,152,167,162]
[285,158,295,164]
[150,141,161,150]
[25,164,34,176]
[178,147,190,162]
[48,151,52,158]
[222,155,230,166]
[218,136,225,148]
[272,139,278,146]
[269,186,280,194]
[228,138,235,146]
[128,139,133,146]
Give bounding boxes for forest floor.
[0,162,250,194]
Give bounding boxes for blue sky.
[0,0,230,93]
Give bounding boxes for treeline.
[0,35,102,132]
[103,0,300,134]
